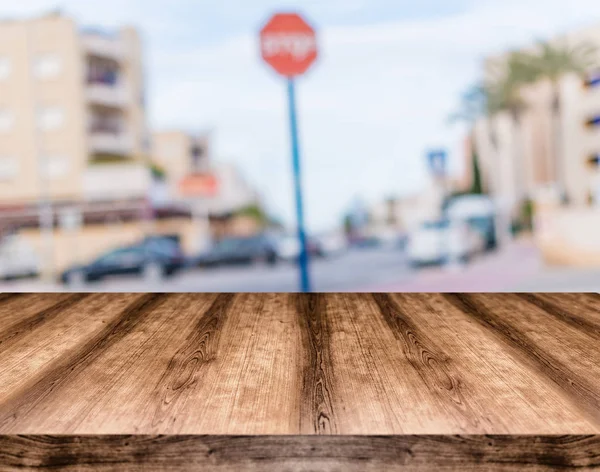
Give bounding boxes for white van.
[0,235,40,280]
[445,195,497,251]
[406,219,483,266]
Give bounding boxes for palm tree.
[523,41,597,201]
[449,83,499,195]
[452,52,540,239]
[483,52,540,205]
[452,52,537,173]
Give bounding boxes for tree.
[343,214,353,236]
[234,204,269,227]
[483,51,540,206]
[451,52,537,204]
[470,150,483,195]
[523,41,597,200]
[449,83,494,197]
[149,162,167,181]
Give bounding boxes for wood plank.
[0,435,598,471]
[295,293,338,434]
[172,293,301,434]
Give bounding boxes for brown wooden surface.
[0,435,598,471]
[0,293,600,435]
[1,293,600,470]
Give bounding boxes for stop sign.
[260,13,318,77]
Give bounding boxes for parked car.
[275,234,324,262]
[445,195,497,251]
[315,232,348,257]
[348,235,381,249]
[61,242,186,285]
[406,219,484,267]
[195,235,278,268]
[0,235,39,280]
[141,235,184,256]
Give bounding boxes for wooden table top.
[0,292,599,436]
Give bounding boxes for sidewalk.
[368,240,542,292]
[514,266,600,292]
[0,272,62,292]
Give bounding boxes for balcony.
[82,32,127,61]
[83,163,150,201]
[88,131,134,156]
[87,83,129,108]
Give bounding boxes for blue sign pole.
[287,77,311,293]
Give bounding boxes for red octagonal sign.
[260,13,318,77]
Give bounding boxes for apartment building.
[0,12,150,206]
[473,22,600,214]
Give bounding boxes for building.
[152,130,258,216]
[0,12,156,276]
[152,130,211,197]
[448,135,477,194]
[474,22,600,213]
[152,130,263,251]
[0,12,150,205]
[473,22,600,265]
[358,187,444,242]
[0,13,264,277]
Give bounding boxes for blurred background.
[1,0,600,292]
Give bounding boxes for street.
[162,247,411,292]
[3,239,600,293]
[1,247,411,293]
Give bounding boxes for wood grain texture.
[0,293,599,438]
[0,435,599,471]
[444,293,600,427]
[146,294,234,431]
[295,293,338,434]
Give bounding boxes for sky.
[4,0,600,230]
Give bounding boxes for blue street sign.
[287,78,312,293]
[427,149,448,178]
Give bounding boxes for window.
[38,107,64,130]
[42,156,69,179]
[87,59,119,85]
[0,156,18,180]
[33,54,61,79]
[0,57,10,80]
[89,112,123,134]
[191,144,205,168]
[0,109,14,132]
[97,248,142,266]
